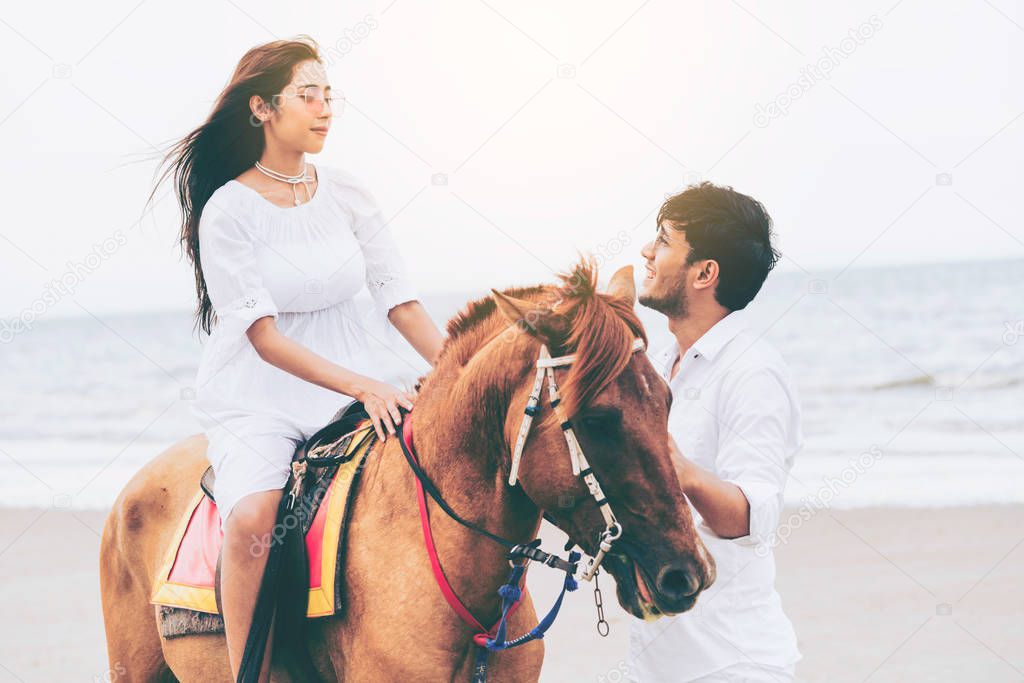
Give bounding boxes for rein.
[396,414,576,572]
[395,335,647,682]
[397,413,581,683]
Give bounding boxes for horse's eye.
[578,411,621,432]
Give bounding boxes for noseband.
[509,337,646,581]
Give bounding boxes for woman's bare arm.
[245,316,412,439]
[386,300,445,366]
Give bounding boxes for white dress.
[189,164,418,530]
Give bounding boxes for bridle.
[391,334,649,682]
[509,337,646,581]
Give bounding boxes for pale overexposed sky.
[0,0,1021,319]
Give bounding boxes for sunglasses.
[277,85,343,112]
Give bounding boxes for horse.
[99,259,715,681]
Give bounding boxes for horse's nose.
[655,557,703,605]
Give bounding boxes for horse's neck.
[391,361,541,623]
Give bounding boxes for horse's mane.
[421,256,648,418]
[445,284,548,344]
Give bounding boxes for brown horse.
[100,260,715,681]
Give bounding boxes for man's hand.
[668,434,699,497]
[666,433,752,539]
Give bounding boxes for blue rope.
[471,645,490,683]
[483,550,581,652]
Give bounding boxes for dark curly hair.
[657,181,780,311]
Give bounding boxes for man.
[628,182,803,683]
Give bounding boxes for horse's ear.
[491,289,566,344]
[606,265,637,305]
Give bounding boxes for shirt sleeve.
[333,169,419,327]
[713,367,800,546]
[197,198,277,354]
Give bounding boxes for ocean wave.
[872,374,935,390]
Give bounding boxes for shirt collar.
[657,309,749,378]
[691,308,748,362]
[652,341,678,380]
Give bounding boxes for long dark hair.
[145,35,322,335]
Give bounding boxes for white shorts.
[205,416,305,532]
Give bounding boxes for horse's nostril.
[656,558,702,599]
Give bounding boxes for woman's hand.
[357,380,416,441]
[246,319,419,439]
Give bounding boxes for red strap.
[402,411,530,642]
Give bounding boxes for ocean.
[2,258,1021,511]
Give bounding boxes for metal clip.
[287,460,308,509]
[578,524,622,582]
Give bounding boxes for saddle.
[151,399,378,638]
[199,399,374,505]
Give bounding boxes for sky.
[0,0,1021,319]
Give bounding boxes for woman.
[149,36,445,680]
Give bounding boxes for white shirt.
[627,308,803,682]
[190,164,418,438]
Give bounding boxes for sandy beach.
[0,505,1021,682]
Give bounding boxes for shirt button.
[244,296,257,308]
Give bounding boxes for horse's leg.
[99,446,192,682]
[99,435,238,682]
[159,631,232,680]
[99,516,172,682]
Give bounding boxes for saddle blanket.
[149,422,375,626]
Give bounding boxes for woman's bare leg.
[220,489,284,682]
